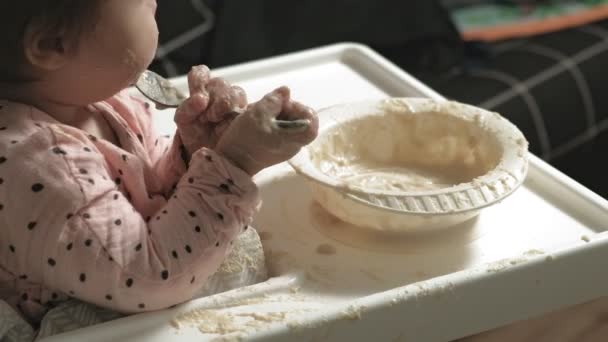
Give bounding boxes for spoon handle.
[136,70,310,130]
[274,119,311,131]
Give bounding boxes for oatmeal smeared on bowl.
[290,98,529,233]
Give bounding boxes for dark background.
[151,0,608,199]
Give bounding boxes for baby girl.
[0,0,318,324]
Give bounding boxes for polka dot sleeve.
[0,99,260,316]
[103,92,188,196]
[50,148,259,314]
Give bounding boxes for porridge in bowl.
[309,103,503,194]
[289,98,529,233]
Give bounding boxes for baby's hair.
[0,1,101,82]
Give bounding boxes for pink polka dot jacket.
[0,91,261,323]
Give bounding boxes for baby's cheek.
[139,21,159,67]
[124,22,158,80]
[122,50,143,85]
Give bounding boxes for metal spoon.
[135,70,310,130]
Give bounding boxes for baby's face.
[50,0,159,105]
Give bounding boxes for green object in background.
[451,0,608,31]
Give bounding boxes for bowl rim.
[288,97,530,215]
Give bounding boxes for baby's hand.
[215,86,318,175]
[175,66,247,155]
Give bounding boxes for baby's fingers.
[231,85,247,110]
[274,118,318,146]
[174,93,208,124]
[281,101,315,120]
[206,78,247,122]
[187,65,211,94]
[274,101,318,142]
[252,86,290,122]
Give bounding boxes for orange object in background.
[462,5,608,41]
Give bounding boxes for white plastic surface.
[42,43,608,342]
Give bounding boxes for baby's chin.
[127,70,145,87]
[122,51,155,87]
[127,56,156,87]
[72,78,138,105]
[123,63,154,92]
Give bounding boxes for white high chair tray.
[43,43,608,342]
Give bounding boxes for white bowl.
[289,98,529,233]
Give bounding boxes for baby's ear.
[22,24,71,71]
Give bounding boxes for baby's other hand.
[215,86,318,175]
[175,66,247,155]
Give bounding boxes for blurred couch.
[151,0,608,199]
